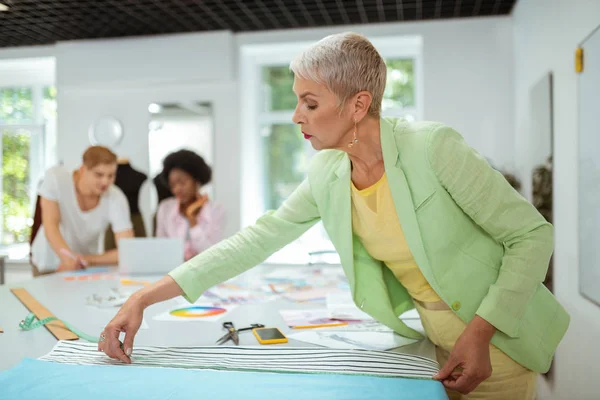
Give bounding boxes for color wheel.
[169,306,226,318]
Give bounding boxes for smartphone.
[252,327,288,345]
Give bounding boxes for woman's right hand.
[57,254,87,271]
[98,295,145,364]
[98,276,185,363]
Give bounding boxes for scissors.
[216,322,264,345]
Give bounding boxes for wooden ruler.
[11,288,79,340]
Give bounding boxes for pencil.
[120,279,150,286]
[292,322,348,329]
[59,248,88,268]
[269,283,280,294]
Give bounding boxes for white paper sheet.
[289,330,419,351]
[280,309,351,328]
[326,291,374,320]
[86,287,136,308]
[284,288,344,302]
[322,320,394,332]
[199,287,270,305]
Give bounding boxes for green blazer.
[170,117,569,373]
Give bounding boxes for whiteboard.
[578,25,600,307]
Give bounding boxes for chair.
[29,195,50,277]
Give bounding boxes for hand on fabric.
[433,315,496,394]
[99,295,144,364]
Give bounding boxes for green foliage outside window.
[2,129,31,244]
[0,88,33,124]
[262,66,297,111]
[0,86,56,245]
[384,59,415,110]
[43,86,58,119]
[262,124,307,209]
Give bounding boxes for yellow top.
[351,173,441,303]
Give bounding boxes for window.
[1,88,33,122]
[241,36,423,264]
[383,59,417,120]
[0,86,56,259]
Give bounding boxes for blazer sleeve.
[426,124,553,338]
[168,178,321,303]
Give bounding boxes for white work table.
[0,264,434,370]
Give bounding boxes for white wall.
[56,32,235,88]
[237,16,515,171]
[0,18,515,238]
[0,57,55,86]
[513,1,600,399]
[0,45,54,61]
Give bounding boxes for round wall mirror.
[88,117,123,147]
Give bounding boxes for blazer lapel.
[320,121,429,339]
[380,119,433,281]
[326,155,423,339]
[326,156,356,293]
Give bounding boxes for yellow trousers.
[415,303,538,400]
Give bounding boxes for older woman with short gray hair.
[100,32,568,400]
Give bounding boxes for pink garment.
[156,197,226,261]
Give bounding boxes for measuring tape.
[19,312,130,352]
[19,312,100,343]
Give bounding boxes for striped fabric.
[40,341,439,379]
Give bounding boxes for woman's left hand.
[433,315,495,394]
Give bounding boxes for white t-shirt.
[31,166,132,272]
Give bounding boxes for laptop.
[118,238,185,275]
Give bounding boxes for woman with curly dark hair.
[155,149,225,260]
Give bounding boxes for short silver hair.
[290,32,387,117]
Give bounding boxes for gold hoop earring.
[348,120,358,148]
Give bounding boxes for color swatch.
[169,306,227,318]
[153,303,235,322]
[62,268,115,282]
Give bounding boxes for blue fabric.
[1,359,448,400]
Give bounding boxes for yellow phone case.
[252,327,288,344]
